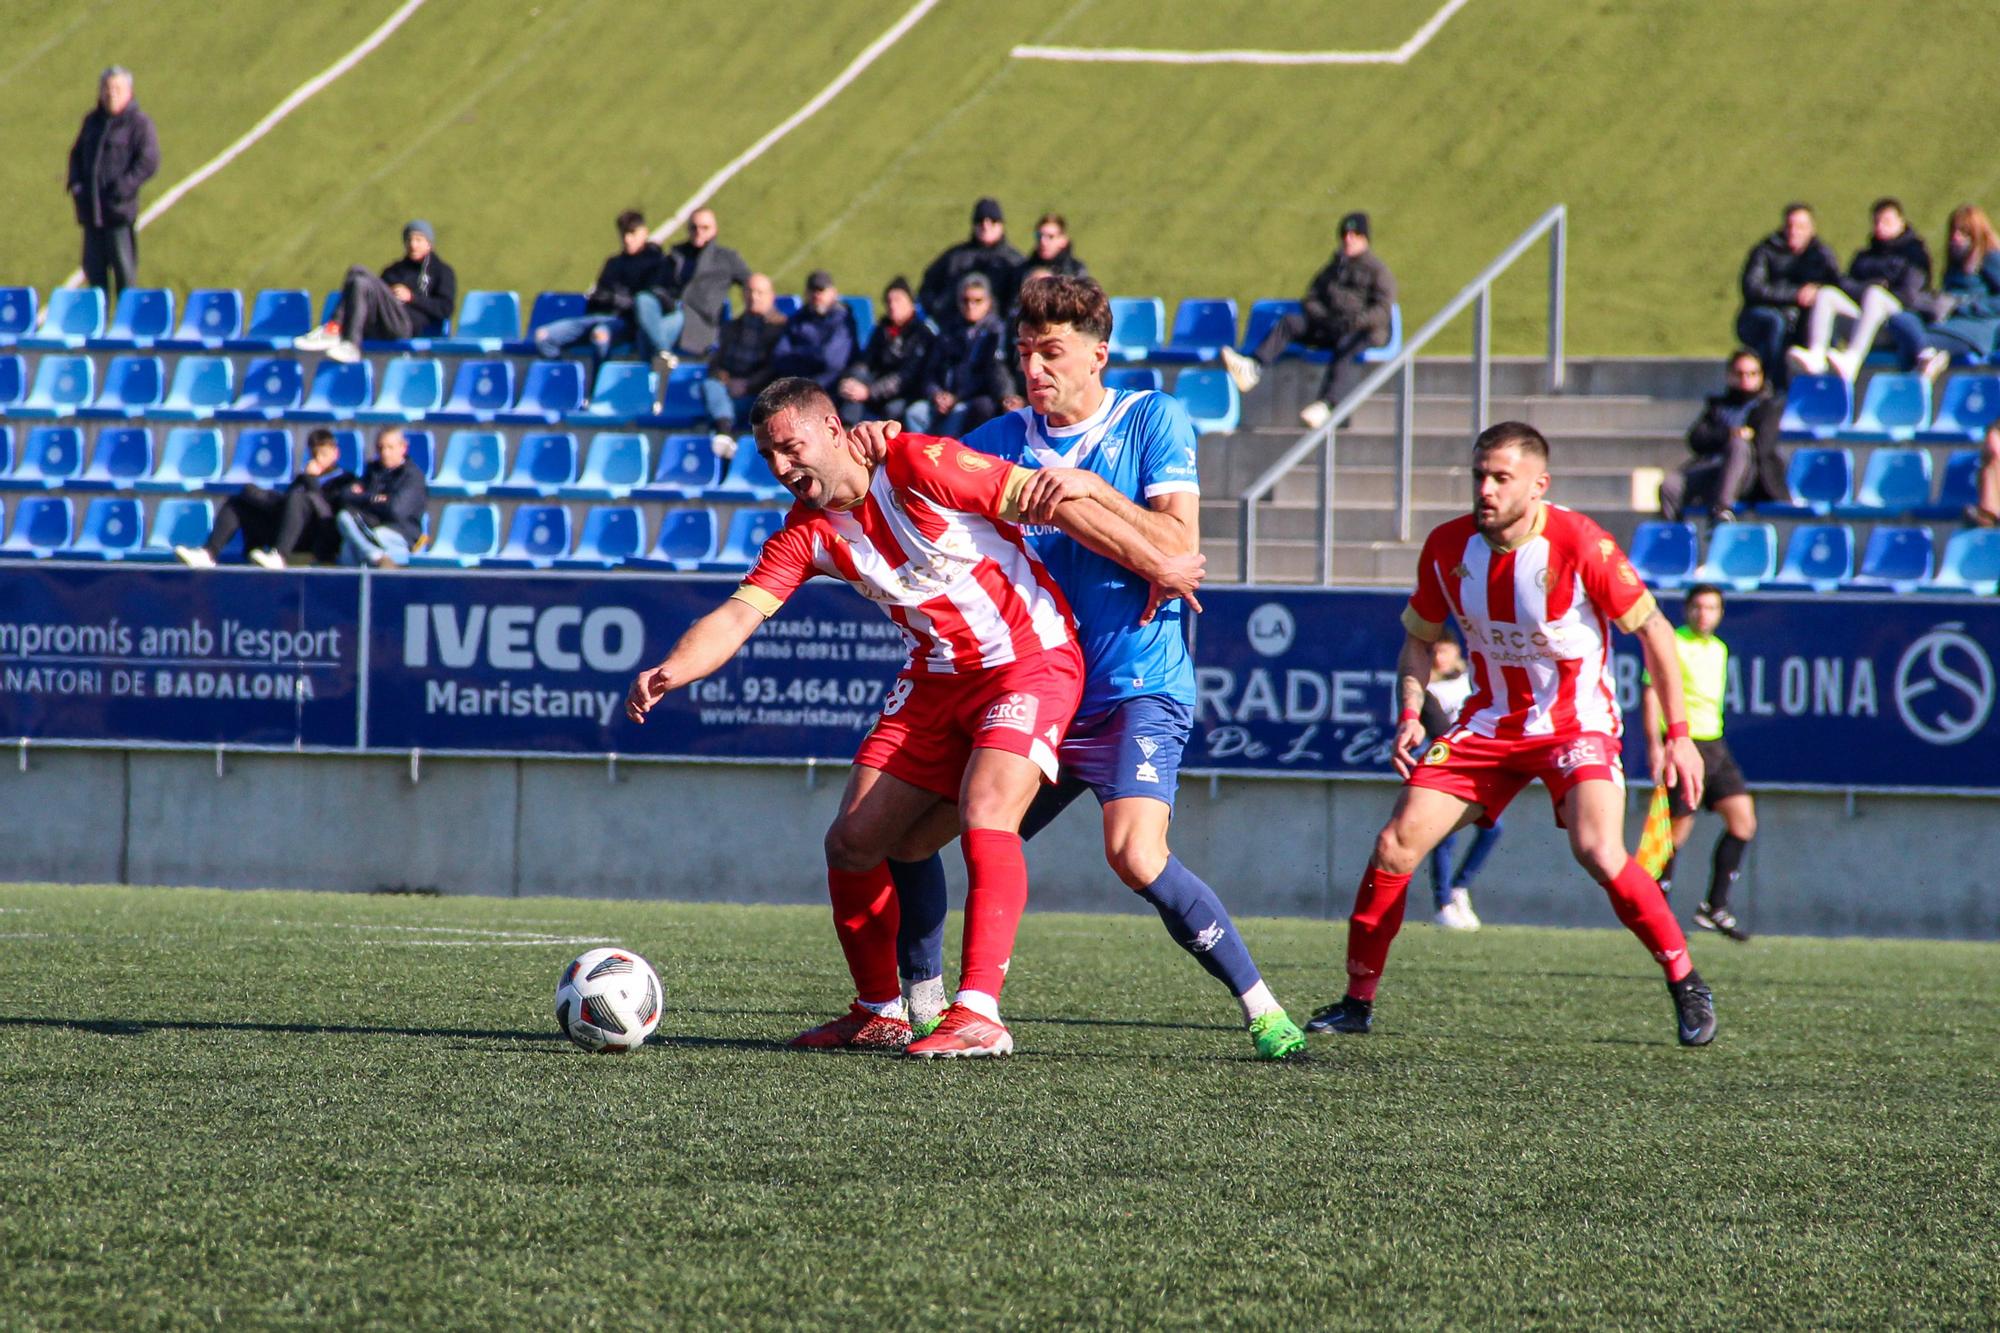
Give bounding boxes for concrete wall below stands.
[6,748,1994,941]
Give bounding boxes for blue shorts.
[1058,695,1192,808]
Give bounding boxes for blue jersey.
[963,389,1200,716]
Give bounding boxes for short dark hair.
[1729,347,1764,370]
[1783,202,1814,220]
[1015,273,1113,342]
[749,377,835,432]
[883,275,912,300]
[305,428,338,453]
[616,209,646,233]
[1472,420,1549,463]
[1685,582,1725,606]
[1871,196,1904,218]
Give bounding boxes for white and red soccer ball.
[554,947,663,1052]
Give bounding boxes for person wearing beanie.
[917,196,1024,320]
[297,219,457,363]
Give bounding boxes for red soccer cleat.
[904,1004,1014,1059]
[788,1004,912,1052]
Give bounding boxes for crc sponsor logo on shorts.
[980,691,1040,734]
[1552,736,1608,773]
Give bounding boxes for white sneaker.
[173,545,215,569]
[326,339,363,364]
[1917,347,1951,384]
[1785,345,1825,377]
[1219,346,1261,394]
[1299,400,1332,430]
[248,548,286,571]
[293,323,340,352]
[1825,347,1861,384]
[711,433,739,460]
[1434,888,1480,931]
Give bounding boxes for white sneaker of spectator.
[711,433,738,460]
[248,549,286,571]
[1824,346,1864,384]
[1917,347,1951,384]
[1299,400,1332,430]
[1220,346,1261,395]
[173,545,215,569]
[326,340,363,365]
[1785,345,1828,377]
[1434,887,1481,931]
[294,323,341,353]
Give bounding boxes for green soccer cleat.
[1249,1010,1309,1061]
[910,1012,944,1040]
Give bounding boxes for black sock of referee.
[1708,834,1747,910]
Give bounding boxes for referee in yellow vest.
[1642,583,1755,941]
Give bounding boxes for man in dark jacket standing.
[919,197,1024,318]
[1735,203,1842,381]
[1222,211,1398,429]
[905,273,1016,436]
[532,210,669,379]
[66,67,160,298]
[656,208,751,359]
[1659,350,1787,525]
[335,428,429,568]
[297,221,457,364]
[837,277,934,426]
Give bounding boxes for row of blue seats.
[1631,519,1999,594]
[0,495,784,573]
[0,284,1397,366]
[1781,371,2000,443]
[0,352,1244,435]
[1747,445,1986,520]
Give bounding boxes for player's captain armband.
[996,466,1035,522]
[1612,590,1659,633]
[1401,604,1444,642]
[730,584,785,618]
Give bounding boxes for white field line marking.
[1011,0,1469,65]
[0,932,51,940]
[272,921,598,940]
[367,938,613,947]
[650,0,940,242]
[58,0,429,289]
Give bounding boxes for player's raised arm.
[1023,472,1205,624]
[1632,606,1705,809]
[625,597,766,723]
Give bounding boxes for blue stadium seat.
[1358,304,1406,364]
[508,292,587,354]
[21,288,106,349]
[0,495,72,557]
[77,354,163,420]
[1921,373,2000,442]
[637,433,726,500]
[1767,523,1855,591]
[484,503,573,569]
[842,295,875,346]
[229,289,313,351]
[1626,520,1699,587]
[1929,527,2000,595]
[0,287,36,346]
[1758,446,1854,518]
[1240,300,1308,359]
[491,431,578,497]
[629,507,720,570]
[74,427,153,491]
[0,427,10,477]
[432,359,515,424]
[129,498,215,561]
[644,364,711,429]
[500,360,585,424]
[217,357,305,421]
[164,289,243,350]
[140,427,224,492]
[1693,522,1778,590]
[68,497,145,559]
[154,355,234,421]
[1841,373,1931,441]
[695,507,785,572]
[409,502,501,567]
[1780,373,1853,439]
[1153,299,1239,364]
[1917,449,1982,520]
[0,354,21,411]
[1838,448,1932,516]
[773,295,802,319]
[2,424,85,489]
[93,288,174,349]
[356,357,444,422]
[1103,368,1164,393]
[568,362,654,425]
[561,431,649,500]
[327,429,365,477]
[13,354,94,418]
[403,427,435,479]
[1845,525,1935,590]
[709,442,785,500]
[1107,297,1165,361]
[435,290,521,354]
[555,505,646,569]
[1171,368,1240,434]
[218,429,296,489]
[431,430,506,497]
[293,359,374,422]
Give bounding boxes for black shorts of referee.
[1669,737,1749,818]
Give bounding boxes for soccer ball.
[554,947,663,1053]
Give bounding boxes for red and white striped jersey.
[1402,504,1658,739]
[732,433,1076,674]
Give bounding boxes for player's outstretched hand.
[624,665,673,724]
[1663,734,1705,811]
[848,419,900,463]
[1139,551,1205,625]
[1019,467,1099,525]
[1389,718,1429,779]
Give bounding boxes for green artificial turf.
[4,1,1999,353]
[1,883,1994,1328]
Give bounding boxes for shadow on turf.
[1,1014,793,1054]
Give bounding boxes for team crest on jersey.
[1535,567,1552,589]
[922,441,945,465]
[980,692,1039,734]
[957,451,994,472]
[1423,741,1451,766]
[1617,560,1639,586]
[1451,563,1471,581]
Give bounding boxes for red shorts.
[851,645,1085,800]
[1406,728,1625,828]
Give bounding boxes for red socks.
[1601,856,1694,982]
[960,829,1028,998]
[826,863,901,1004]
[1345,867,1412,1002]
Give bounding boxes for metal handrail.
[1236,203,1567,582]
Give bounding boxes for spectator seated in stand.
[295,221,457,364]
[836,276,934,427]
[1967,422,2000,528]
[1787,198,1936,385]
[334,426,429,568]
[1877,205,2000,379]
[657,207,750,361]
[1661,349,1787,525]
[699,272,786,459]
[531,209,673,378]
[173,427,355,570]
[769,269,856,395]
[1220,210,1397,429]
[918,196,1024,319]
[904,272,1017,437]
[1735,202,1843,382]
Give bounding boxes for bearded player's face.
[757,407,857,510]
[1471,443,1547,538]
[1017,322,1107,422]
